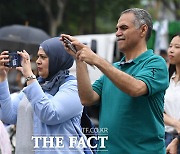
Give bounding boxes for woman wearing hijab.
[0,37,90,154]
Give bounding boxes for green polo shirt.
[92,49,169,154]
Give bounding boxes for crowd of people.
[0,7,179,154]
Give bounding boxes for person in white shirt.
[164,34,180,154]
[0,120,11,154]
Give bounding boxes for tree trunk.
[39,0,66,36]
[91,0,96,33]
[49,20,59,37]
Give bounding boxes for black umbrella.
[0,24,50,56]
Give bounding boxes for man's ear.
[140,24,148,38]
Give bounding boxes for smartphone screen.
[4,52,21,67]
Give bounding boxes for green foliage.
[59,0,96,35]
[59,0,141,35]
[0,0,141,35]
[95,0,142,33]
[96,0,141,21]
[0,0,48,32]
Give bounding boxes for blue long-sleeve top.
[0,79,87,154]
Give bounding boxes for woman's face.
[36,48,49,78]
[168,35,180,65]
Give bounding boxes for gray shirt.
[15,96,34,154]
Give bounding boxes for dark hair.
[168,64,176,80]
[168,34,180,80]
[171,33,180,38]
[121,8,153,42]
[160,49,167,55]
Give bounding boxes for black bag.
[81,107,97,153]
[65,76,97,153]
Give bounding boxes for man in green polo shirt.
[61,8,169,154]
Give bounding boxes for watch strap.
[25,74,36,82]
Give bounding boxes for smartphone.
[5,51,21,67]
[63,37,77,53]
[63,37,95,69]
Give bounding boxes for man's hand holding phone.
[60,34,95,69]
[62,37,77,53]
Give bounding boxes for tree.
[59,0,141,35]
[143,0,180,20]
[38,0,67,36]
[159,0,180,20]
[0,0,49,33]
[0,0,142,36]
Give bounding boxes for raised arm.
[92,56,148,97]
[60,34,100,106]
[61,34,148,98]
[0,51,20,124]
[76,60,100,105]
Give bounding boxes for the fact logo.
[32,135,108,149]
